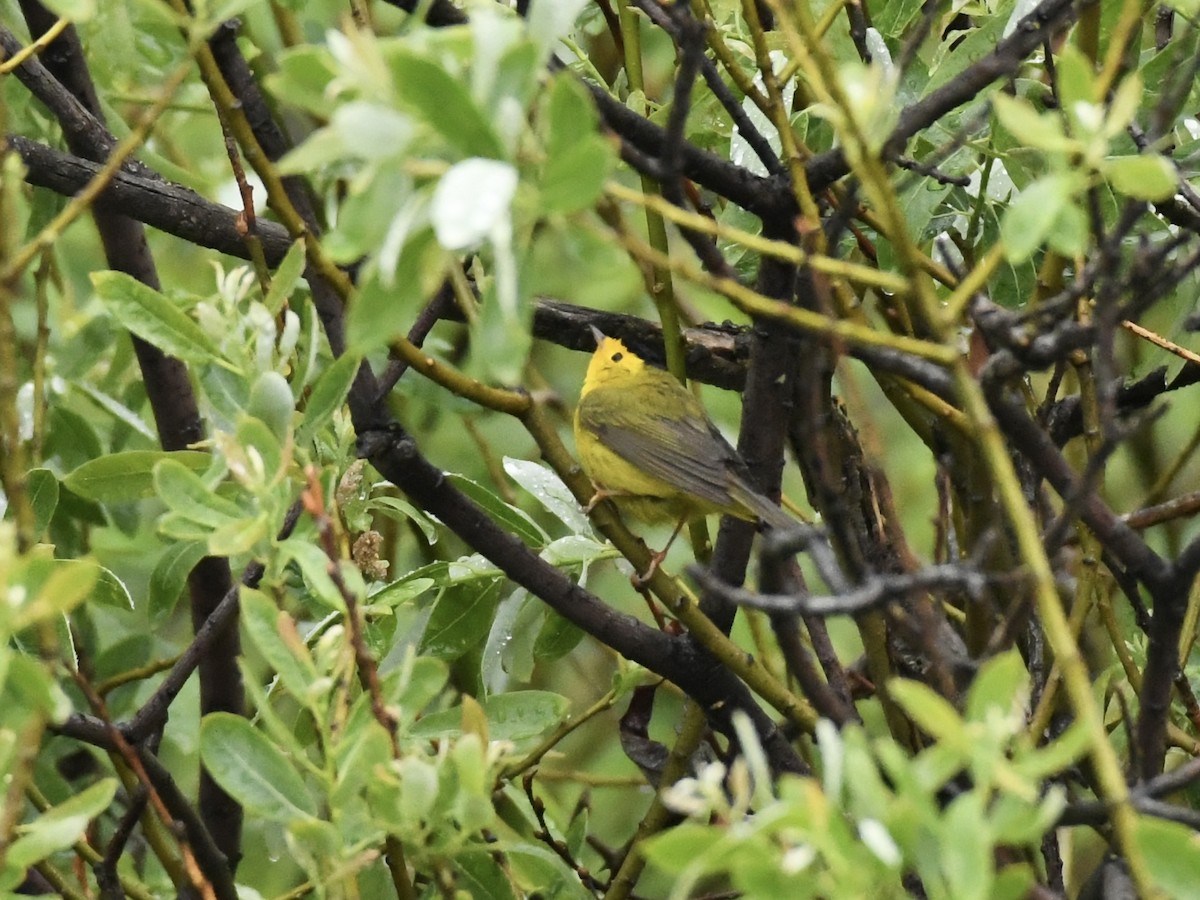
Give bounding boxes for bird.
[573,326,792,578]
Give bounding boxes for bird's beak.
[589,324,606,348]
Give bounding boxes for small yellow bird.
[574,327,791,571]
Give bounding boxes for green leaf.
[503,845,581,897]
[990,865,1037,900]
[18,559,100,627]
[3,655,71,722]
[541,534,610,567]
[240,588,320,704]
[6,779,117,871]
[158,513,215,543]
[278,538,344,610]
[504,457,589,533]
[542,135,613,215]
[290,300,320,392]
[1054,45,1096,109]
[277,126,352,175]
[565,804,589,858]
[325,167,420,264]
[546,74,598,158]
[449,474,546,546]
[90,565,134,610]
[149,541,209,622]
[365,496,439,545]
[411,690,569,741]
[368,575,436,611]
[26,468,59,541]
[1105,155,1178,201]
[91,271,228,368]
[871,0,924,36]
[641,822,725,875]
[478,36,540,121]
[330,719,392,808]
[267,47,338,117]
[298,353,360,443]
[1014,720,1089,781]
[526,224,644,310]
[456,850,519,900]
[72,382,156,442]
[1046,199,1089,258]
[240,665,311,765]
[330,103,418,164]
[421,578,504,661]
[888,678,966,746]
[1000,174,1077,263]
[199,365,251,427]
[234,415,285,483]
[208,511,269,556]
[46,405,103,471]
[924,14,1006,95]
[284,817,343,885]
[200,713,318,822]
[264,240,308,315]
[393,755,441,825]
[37,0,96,21]
[389,51,506,158]
[533,609,584,661]
[992,94,1074,154]
[63,450,211,504]
[484,588,536,689]
[939,792,992,899]
[1104,71,1143,136]
[345,240,449,355]
[470,271,532,384]
[388,655,450,725]
[1136,816,1200,898]
[990,790,1065,845]
[247,371,295,441]
[965,650,1026,722]
[154,460,243,526]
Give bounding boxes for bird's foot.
[583,484,631,515]
[632,548,668,588]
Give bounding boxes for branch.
[805,0,1087,191]
[354,423,806,773]
[691,560,989,617]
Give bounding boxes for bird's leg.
[583,483,630,515]
[631,578,669,630]
[632,514,689,587]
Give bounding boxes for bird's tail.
[734,484,795,531]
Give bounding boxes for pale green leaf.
[297,353,360,443]
[992,94,1074,153]
[200,713,318,822]
[1105,155,1178,201]
[264,240,308,315]
[153,460,243,526]
[888,678,966,745]
[411,690,568,741]
[1135,816,1200,898]
[26,468,59,541]
[7,780,117,870]
[64,450,211,504]
[91,271,228,367]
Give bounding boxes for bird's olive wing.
[578,382,742,509]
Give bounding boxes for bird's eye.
[611,352,623,362]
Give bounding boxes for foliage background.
[4,0,1200,897]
